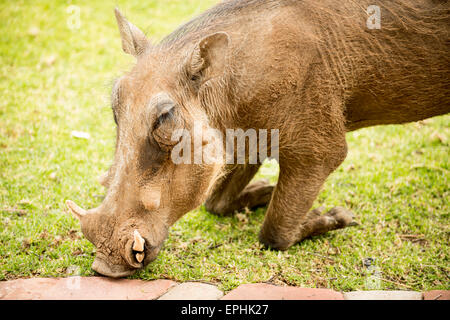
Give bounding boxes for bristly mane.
[159,0,282,49]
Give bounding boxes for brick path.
[0,277,448,300]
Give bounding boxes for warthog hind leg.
[205,164,274,216]
[238,179,274,210]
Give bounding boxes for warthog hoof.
[325,206,359,228]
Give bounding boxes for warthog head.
[66,9,230,277]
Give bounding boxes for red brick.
[344,290,422,300]
[221,283,343,300]
[0,277,176,300]
[158,282,223,300]
[423,290,450,300]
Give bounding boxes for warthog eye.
[151,98,184,151]
[154,104,174,130]
[190,74,200,82]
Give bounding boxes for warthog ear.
[114,8,150,57]
[188,32,230,86]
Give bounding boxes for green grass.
[0,0,448,293]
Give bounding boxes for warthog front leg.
[258,134,355,250]
[205,164,274,216]
[302,206,358,238]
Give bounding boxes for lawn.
[0,0,448,292]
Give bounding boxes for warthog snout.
[66,200,166,277]
[92,256,136,278]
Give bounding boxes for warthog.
[66,0,449,277]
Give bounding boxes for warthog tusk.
[135,252,145,263]
[66,200,87,220]
[133,229,145,252]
